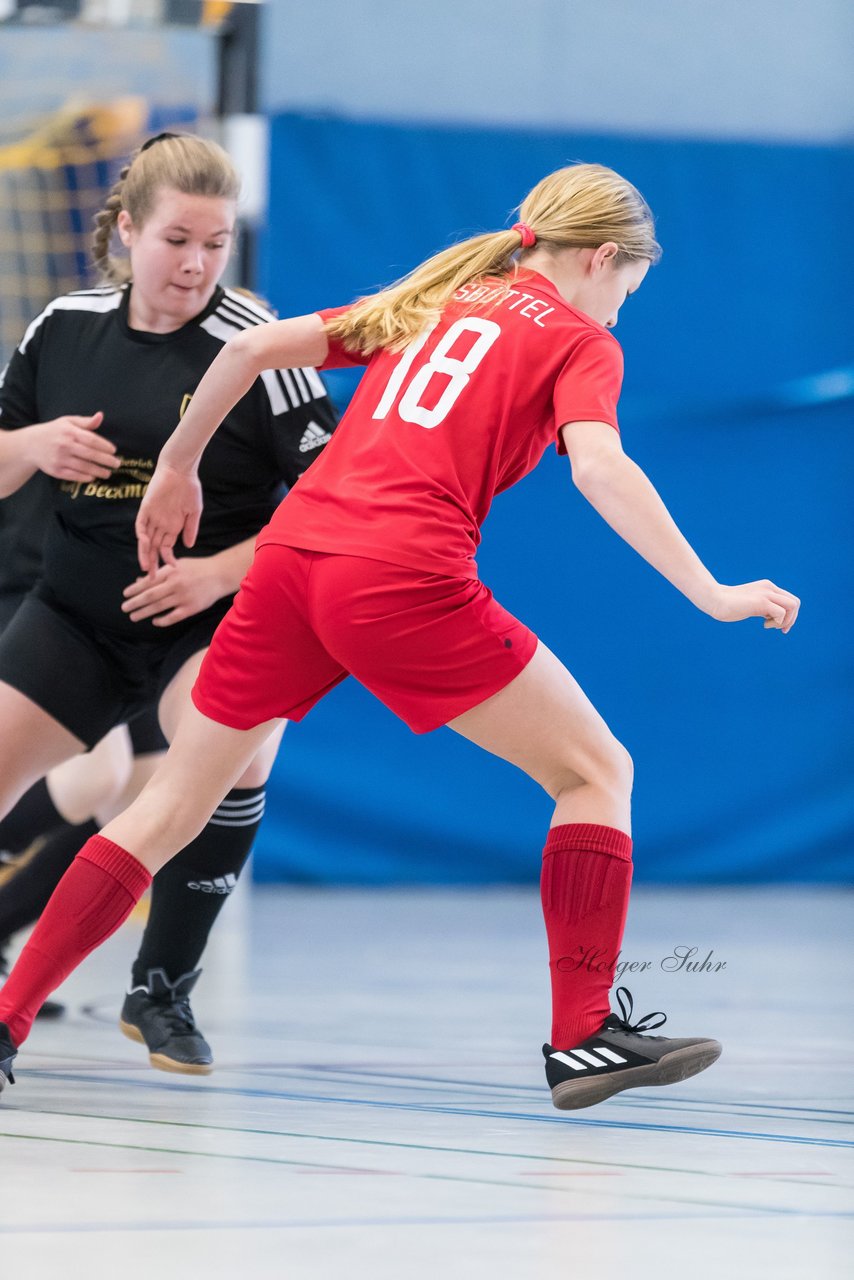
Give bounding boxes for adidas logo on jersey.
[299,420,332,452]
[186,874,237,895]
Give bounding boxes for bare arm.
[561,421,800,632]
[0,413,117,498]
[136,314,329,571]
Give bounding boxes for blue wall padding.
[253,112,853,883]
[262,115,854,401]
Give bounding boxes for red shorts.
[192,545,538,734]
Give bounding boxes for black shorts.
[0,589,230,749]
[0,592,23,632]
[127,707,168,755]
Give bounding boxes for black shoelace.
[157,996,198,1036]
[604,986,667,1036]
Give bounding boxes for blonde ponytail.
[327,162,661,356]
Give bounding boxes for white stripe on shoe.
[549,1052,588,1071]
[593,1045,631,1064]
[571,1048,615,1067]
[550,1045,629,1071]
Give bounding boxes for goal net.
[0,98,154,360]
[0,1,251,362]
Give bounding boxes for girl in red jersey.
[0,163,799,1110]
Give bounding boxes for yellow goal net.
[0,98,148,361]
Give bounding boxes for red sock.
[541,823,633,1048]
[0,834,151,1047]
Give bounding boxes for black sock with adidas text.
[130,786,266,987]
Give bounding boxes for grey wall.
[262,0,854,142]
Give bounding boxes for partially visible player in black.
[0,133,338,1072]
[0,476,161,875]
[0,474,83,1019]
[0,475,46,629]
[0,472,169,1022]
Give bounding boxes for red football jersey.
[258,269,623,579]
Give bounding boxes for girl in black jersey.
[0,133,338,1072]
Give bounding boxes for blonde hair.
[92,133,241,284]
[327,162,661,355]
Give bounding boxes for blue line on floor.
[13,1071,854,1148]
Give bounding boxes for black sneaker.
[119,968,213,1075]
[0,944,65,1020]
[543,987,722,1110]
[0,1021,16,1093]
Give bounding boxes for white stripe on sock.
[208,814,265,828]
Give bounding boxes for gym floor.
[1,884,851,1279]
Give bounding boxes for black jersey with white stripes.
[0,284,338,636]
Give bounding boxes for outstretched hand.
[136,460,203,574]
[29,411,117,481]
[708,580,800,633]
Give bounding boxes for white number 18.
[372,317,501,429]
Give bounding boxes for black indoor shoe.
[544,987,722,1111]
[119,968,213,1075]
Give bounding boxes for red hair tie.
[512,221,536,248]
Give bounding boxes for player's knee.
[236,758,274,788]
[59,762,131,824]
[235,725,286,788]
[589,737,633,801]
[98,750,134,806]
[554,735,633,802]
[49,731,134,825]
[607,740,634,798]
